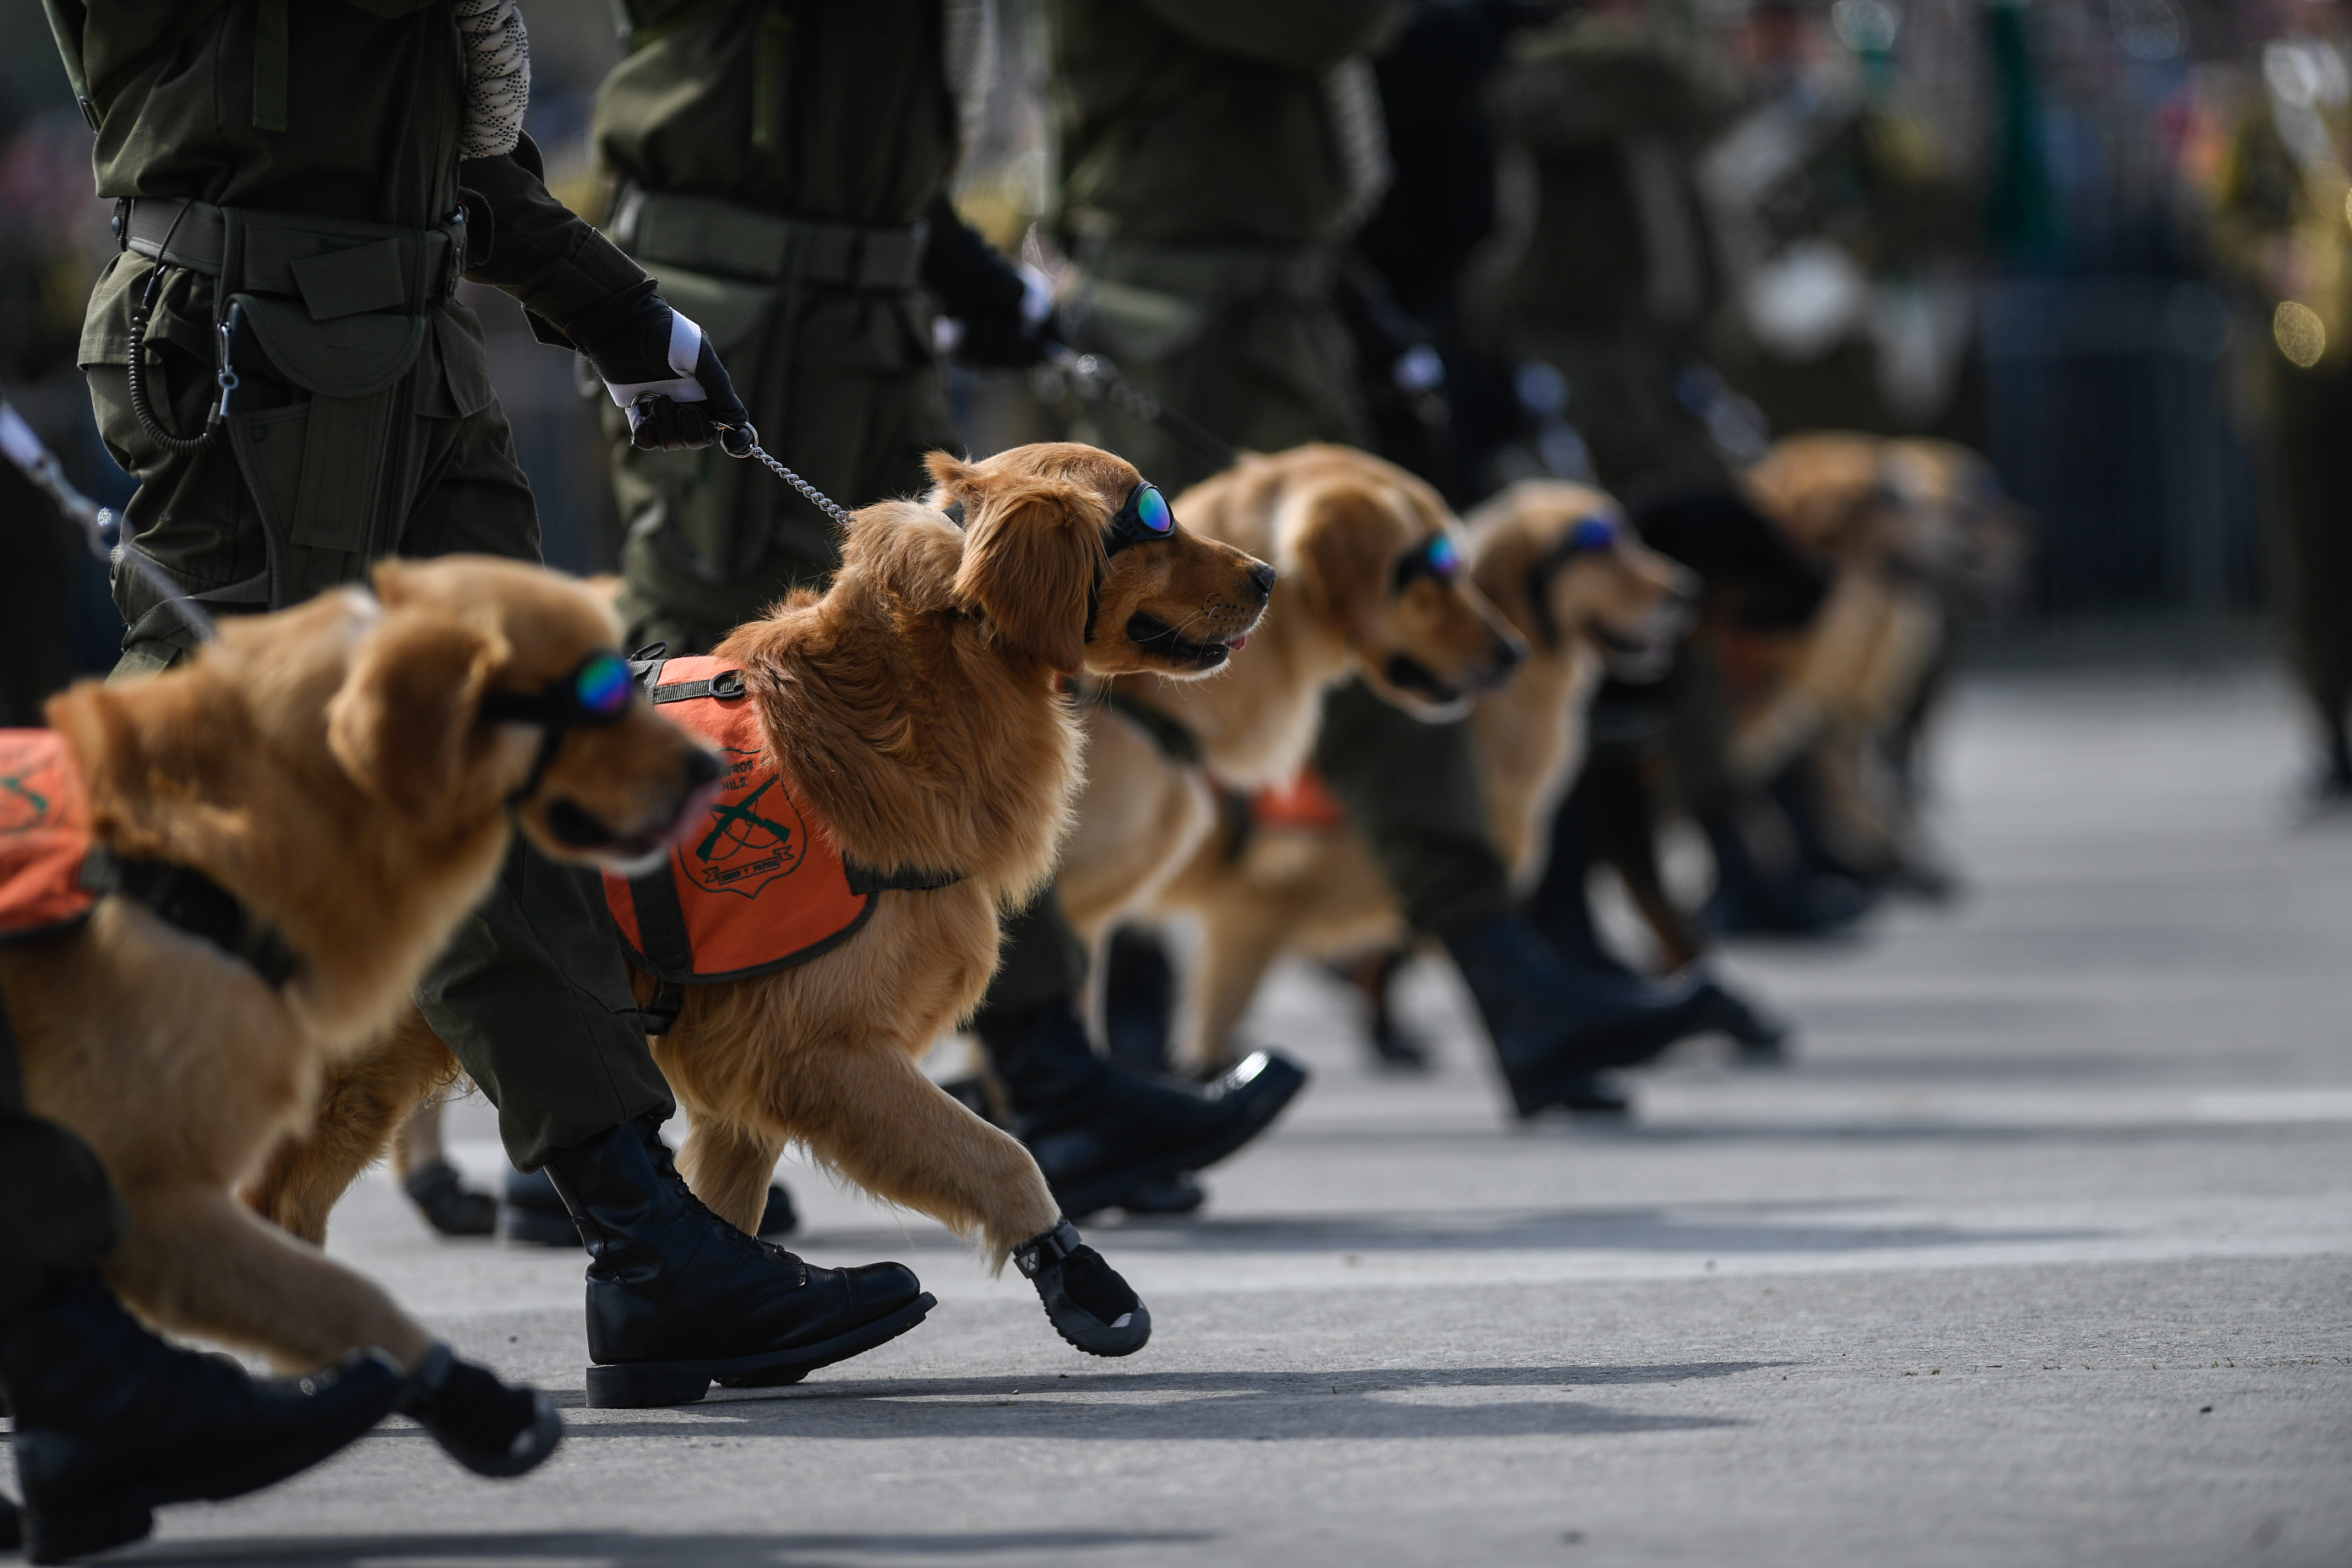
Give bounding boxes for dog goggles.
[1394,531,1464,592]
[1103,482,1175,558]
[482,649,636,802]
[1525,513,1631,651]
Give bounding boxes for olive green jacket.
[1049,0,1402,246]
[65,0,641,392]
[594,0,961,226]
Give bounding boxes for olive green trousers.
[90,366,676,1170]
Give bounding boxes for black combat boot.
[1443,916,1780,1118]
[403,1159,498,1237]
[506,1161,796,1245]
[0,1270,405,1565]
[542,1115,933,1408]
[976,1000,1308,1220]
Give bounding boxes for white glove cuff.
[602,311,710,408]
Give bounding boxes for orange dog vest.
[602,657,953,984]
[1247,765,1350,834]
[0,730,97,941]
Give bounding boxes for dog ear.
[951,472,1103,673]
[1293,487,1395,635]
[327,607,510,823]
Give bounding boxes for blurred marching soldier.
[1697,0,1979,441]
[1468,0,1856,945]
[1048,0,1779,1116]
[2208,1,2352,800]
[40,0,934,1418]
[590,0,1305,1216]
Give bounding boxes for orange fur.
[13,558,716,1373]
[255,444,1273,1277]
[1152,481,1696,1069]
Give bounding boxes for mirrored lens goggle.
[1395,531,1464,591]
[1104,482,1176,556]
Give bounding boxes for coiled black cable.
[125,267,215,455]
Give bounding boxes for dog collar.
[79,843,302,990]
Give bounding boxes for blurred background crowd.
[3,0,2346,862]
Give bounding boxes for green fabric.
[592,0,965,655]
[1311,679,1512,939]
[1048,0,1402,246]
[0,989,128,1316]
[593,0,956,225]
[414,841,677,1172]
[250,0,286,133]
[83,318,536,653]
[1066,247,1367,497]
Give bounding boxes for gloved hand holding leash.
[568,280,752,455]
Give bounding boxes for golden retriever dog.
[248,443,1274,1397]
[7,556,719,1475]
[1054,444,1527,955]
[1141,481,1699,1070]
[1731,433,2024,890]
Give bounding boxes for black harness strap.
[78,844,302,989]
[1096,686,1203,767]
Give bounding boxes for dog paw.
[1013,1220,1152,1357]
[402,1343,563,1477]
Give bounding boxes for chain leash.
[725,427,854,527]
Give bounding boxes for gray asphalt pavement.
[24,667,2352,1566]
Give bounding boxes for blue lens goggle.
[1394,530,1465,591]
[481,649,637,803]
[1103,482,1176,556]
[1565,514,1620,554]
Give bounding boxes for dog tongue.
[1226,634,1248,652]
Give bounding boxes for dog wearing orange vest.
[5,557,718,1473]
[248,443,1273,1375]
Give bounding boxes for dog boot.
[543,1115,934,1409]
[400,1342,562,1477]
[977,1000,1308,1220]
[1014,1220,1151,1356]
[0,1269,405,1565]
[403,1159,498,1238]
[1444,916,1767,1119]
[508,1162,797,1245]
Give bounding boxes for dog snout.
[682,748,721,791]
[1247,562,1277,602]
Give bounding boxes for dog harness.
[1247,766,1350,834]
[602,657,956,991]
[0,729,300,983]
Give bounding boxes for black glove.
[567,280,752,454]
[920,196,1054,370]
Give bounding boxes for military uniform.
[1470,9,1733,504]
[59,0,675,1170]
[1043,0,1518,939]
[1049,0,1395,498]
[593,0,988,654]
[2208,31,2352,792]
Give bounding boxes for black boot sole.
[583,1292,937,1409]
[1048,1053,1309,1220]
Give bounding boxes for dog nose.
[1247,562,1277,601]
[1491,637,1526,676]
[683,749,721,788]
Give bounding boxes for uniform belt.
[614,190,928,291]
[116,197,463,308]
[1081,238,1337,303]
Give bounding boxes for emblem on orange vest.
[0,729,98,941]
[603,657,929,984]
[686,748,810,899]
